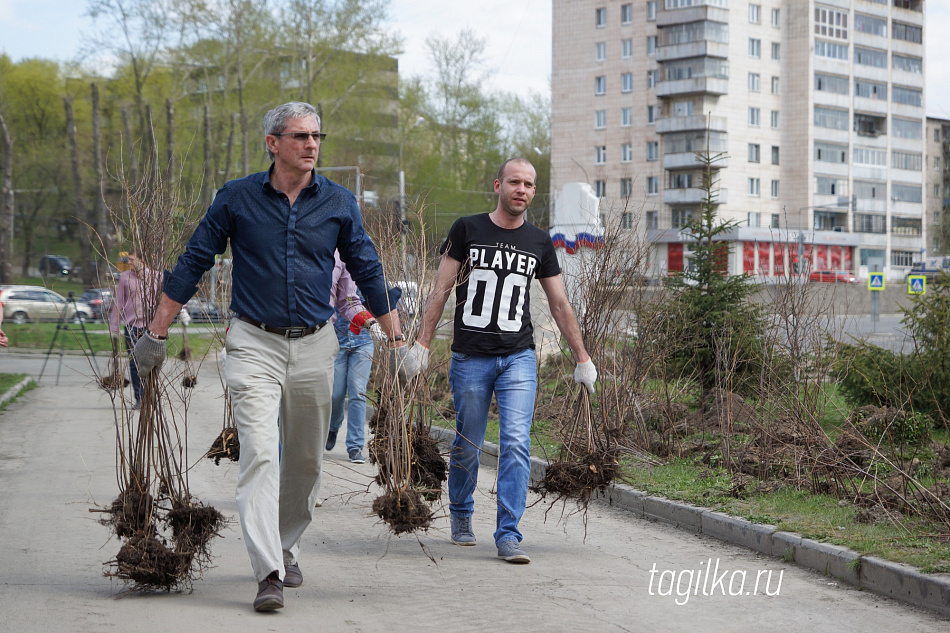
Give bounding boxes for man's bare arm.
[415,254,462,348]
[538,274,590,363]
[147,294,184,337]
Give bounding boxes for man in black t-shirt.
[405,158,597,563]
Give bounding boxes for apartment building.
[551,0,927,280]
[926,116,950,254]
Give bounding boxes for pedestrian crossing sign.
[908,275,926,295]
[868,273,885,291]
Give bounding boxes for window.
[749,4,760,24]
[646,210,658,230]
[892,251,916,268]
[853,147,886,166]
[748,212,761,227]
[670,173,693,189]
[672,101,693,117]
[749,178,761,196]
[814,7,848,40]
[672,208,693,229]
[815,40,849,60]
[595,110,606,129]
[892,183,922,203]
[595,76,606,95]
[595,180,606,197]
[936,157,942,170]
[620,178,634,197]
[936,128,941,143]
[892,86,922,107]
[854,113,886,136]
[893,117,922,139]
[647,36,657,56]
[892,217,921,236]
[892,151,922,171]
[622,143,634,162]
[749,107,761,126]
[647,1,657,21]
[771,146,780,165]
[815,142,848,163]
[647,70,658,87]
[854,47,887,68]
[663,57,729,80]
[771,110,779,129]
[772,214,780,228]
[892,21,922,44]
[771,8,780,28]
[893,54,922,74]
[621,3,633,24]
[749,38,761,58]
[771,42,780,60]
[815,73,849,94]
[816,176,849,196]
[622,72,633,92]
[771,76,780,94]
[855,215,886,234]
[621,212,634,229]
[771,180,780,198]
[854,180,885,199]
[855,79,887,100]
[748,143,761,163]
[621,107,633,127]
[647,176,658,195]
[595,7,606,27]
[595,42,606,62]
[660,21,729,46]
[647,141,659,161]
[748,72,761,92]
[855,14,887,36]
[647,105,657,124]
[622,38,633,59]
[595,145,607,164]
[814,106,848,131]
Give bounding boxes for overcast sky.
[0,0,948,118]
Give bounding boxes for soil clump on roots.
[165,503,227,559]
[371,489,433,535]
[411,433,447,500]
[111,534,191,590]
[533,449,620,499]
[103,489,156,538]
[206,428,240,465]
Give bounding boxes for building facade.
[552,0,927,280]
[925,116,950,255]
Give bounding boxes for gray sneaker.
[497,540,530,564]
[283,563,303,588]
[450,513,476,546]
[348,449,365,464]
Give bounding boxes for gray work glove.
[132,330,167,378]
[574,358,598,394]
[389,343,429,382]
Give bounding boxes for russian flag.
[551,231,605,254]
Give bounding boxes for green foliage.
[832,340,907,408]
[664,142,766,396]
[900,274,950,419]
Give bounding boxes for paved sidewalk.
[0,350,947,632]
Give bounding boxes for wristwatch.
[388,334,406,346]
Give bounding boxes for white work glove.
[132,330,167,378]
[368,322,385,340]
[574,358,597,394]
[179,307,191,327]
[389,343,429,382]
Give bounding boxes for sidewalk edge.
[0,377,35,409]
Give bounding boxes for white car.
[0,285,93,324]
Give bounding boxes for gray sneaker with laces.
[451,513,476,546]
[497,540,530,564]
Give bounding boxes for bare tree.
[92,83,110,276]
[0,111,12,283]
[65,96,93,286]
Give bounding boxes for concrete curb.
[0,377,34,409]
[429,425,950,617]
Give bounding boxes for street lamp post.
[398,116,425,271]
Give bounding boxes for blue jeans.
[448,348,537,546]
[328,339,375,454]
[123,325,145,402]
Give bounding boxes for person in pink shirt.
[0,302,8,347]
[109,249,161,409]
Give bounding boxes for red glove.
[350,310,376,335]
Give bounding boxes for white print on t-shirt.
[461,244,539,334]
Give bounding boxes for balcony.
[664,152,729,170]
[656,40,729,63]
[664,187,728,205]
[656,76,729,97]
[657,6,729,27]
[655,114,727,134]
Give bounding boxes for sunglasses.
[273,131,327,142]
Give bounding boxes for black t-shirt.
[440,213,561,356]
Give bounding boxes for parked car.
[0,285,93,324]
[38,255,74,277]
[79,288,114,322]
[185,297,229,323]
[808,270,858,284]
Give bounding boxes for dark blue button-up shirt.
[164,169,400,327]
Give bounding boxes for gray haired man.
[133,102,421,611]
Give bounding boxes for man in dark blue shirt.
[133,101,421,612]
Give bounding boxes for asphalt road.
[0,351,947,631]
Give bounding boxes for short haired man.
[404,158,597,563]
[132,102,421,611]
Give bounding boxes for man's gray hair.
[263,102,321,160]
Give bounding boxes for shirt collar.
[262,166,320,192]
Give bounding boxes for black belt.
[237,315,327,339]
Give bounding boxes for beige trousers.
[224,318,338,582]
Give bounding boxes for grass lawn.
[0,373,35,411]
[0,322,224,358]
